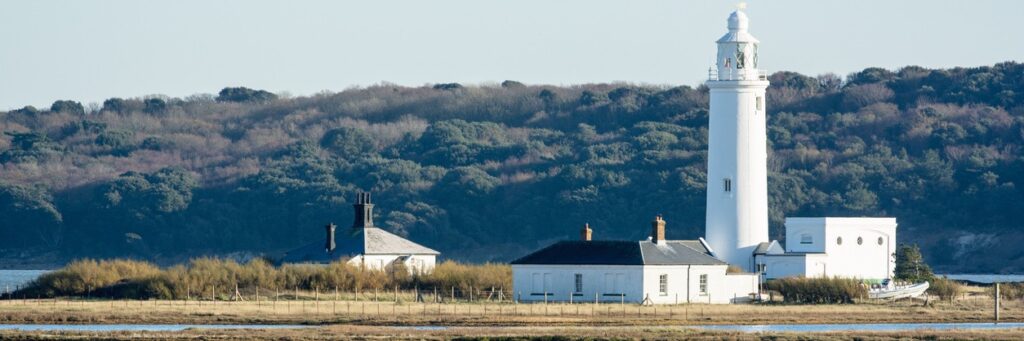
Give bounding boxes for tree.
[216,87,278,103]
[102,98,129,113]
[143,98,167,114]
[320,127,376,157]
[432,83,463,90]
[894,244,933,283]
[500,80,524,88]
[50,100,85,115]
[0,182,63,248]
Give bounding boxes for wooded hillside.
[2,63,1023,272]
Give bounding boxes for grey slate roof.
[511,239,726,266]
[281,227,439,264]
[753,240,785,255]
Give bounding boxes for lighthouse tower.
[704,7,770,271]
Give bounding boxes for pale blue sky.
[1,0,1021,110]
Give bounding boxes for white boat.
[868,279,930,299]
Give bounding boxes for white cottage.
[282,192,439,274]
[512,217,759,304]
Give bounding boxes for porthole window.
[857,237,863,245]
[877,237,884,245]
[836,237,843,245]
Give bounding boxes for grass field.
[0,291,1019,326]
[1,285,1021,340]
[2,324,1024,340]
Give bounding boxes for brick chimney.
[581,223,592,241]
[651,215,666,244]
[325,223,337,253]
[353,192,374,229]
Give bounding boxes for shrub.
[765,277,867,304]
[926,277,962,301]
[992,282,1024,300]
[15,258,512,300]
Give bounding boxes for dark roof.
[281,227,439,264]
[511,239,726,266]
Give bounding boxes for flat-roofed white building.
[754,218,897,281]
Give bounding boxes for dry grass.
[2,324,1024,340]
[0,294,1020,326]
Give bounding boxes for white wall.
[770,218,897,281]
[349,254,437,274]
[513,264,759,304]
[512,265,643,303]
[820,218,896,280]
[705,80,770,272]
[758,253,830,280]
[642,265,758,304]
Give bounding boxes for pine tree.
[894,244,933,282]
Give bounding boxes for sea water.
[0,270,49,293]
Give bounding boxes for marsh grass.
[13,258,511,300]
[765,277,867,304]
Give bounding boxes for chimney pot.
[353,192,374,229]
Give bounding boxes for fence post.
[995,282,1001,322]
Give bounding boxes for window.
[857,237,864,245]
[659,274,668,296]
[837,237,843,245]
[699,274,708,295]
[723,178,732,192]
[756,96,764,111]
[800,234,812,244]
[574,274,583,293]
[877,237,884,245]
[724,58,732,68]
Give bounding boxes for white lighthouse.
[704,7,770,271]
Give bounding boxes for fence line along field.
[0,288,1021,326]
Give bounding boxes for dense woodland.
[2,63,1023,273]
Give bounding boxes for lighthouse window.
[723,178,732,192]
[857,237,864,245]
[735,44,746,69]
[756,96,764,111]
[877,237,884,245]
[836,237,843,245]
[724,58,732,68]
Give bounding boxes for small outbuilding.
[281,192,439,274]
[511,216,759,304]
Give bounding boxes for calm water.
[0,324,310,332]
[696,322,1024,333]
[939,274,1024,283]
[0,270,49,293]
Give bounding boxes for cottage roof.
[282,227,439,264]
[511,239,726,266]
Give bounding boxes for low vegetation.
[765,277,868,304]
[13,258,511,300]
[994,282,1024,300]
[926,277,963,301]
